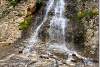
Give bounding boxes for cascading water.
[23,0,93,66]
[49,0,66,44]
[27,0,54,44]
[23,0,55,55]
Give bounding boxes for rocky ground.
[0,42,99,67]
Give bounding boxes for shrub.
[77,8,98,22]
[19,16,32,30]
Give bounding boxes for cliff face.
[0,0,36,44]
[65,0,99,59]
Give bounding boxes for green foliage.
[19,16,32,30]
[77,8,98,22]
[8,0,20,7]
[36,0,43,11]
[77,11,85,20]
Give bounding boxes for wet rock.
[18,47,24,54]
[48,45,68,60]
[71,54,84,63]
[52,49,68,59]
[19,50,23,54]
[39,54,49,59]
[28,53,38,63]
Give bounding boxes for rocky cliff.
[0,0,99,67]
[0,0,36,44]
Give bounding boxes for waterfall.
[23,0,55,55]
[49,0,67,44]
[28,0,55,43]
[22,0,93,65]
[23,0,68,55]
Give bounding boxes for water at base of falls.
[22,0,93,66]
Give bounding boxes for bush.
[19,16,32,30]
[77,8,98,22]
